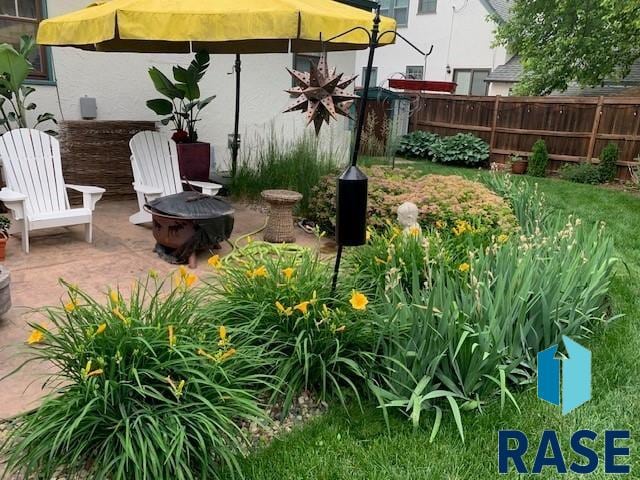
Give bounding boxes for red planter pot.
[511,160,528,175]
[176,142,210,182]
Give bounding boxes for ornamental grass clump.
[1,272,269,480]
[201,242,374,413]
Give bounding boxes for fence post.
[587,96,604,163]
[411,94,420,132]
[489,95,501,161]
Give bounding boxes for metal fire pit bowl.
[144,191,234,267]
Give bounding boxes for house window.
[0,0,50,80]
[379,0,409,27]
[453,69,490,95]
[361,66,378,87]
[292,52,321,87]
[418,0,437,14]
[405,65,424,80]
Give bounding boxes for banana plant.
[0,35,57,135]
[146,50,216,143]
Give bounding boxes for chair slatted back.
[129,131,182,196]
[0,129,68,216]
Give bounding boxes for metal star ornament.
[284,52,359,134]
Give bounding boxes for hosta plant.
[430,133,490,166]
[1,272,269,480]
[201,243,375,413]
[395,130,440,159]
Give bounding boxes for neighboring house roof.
[479,0,514,21]
[557,59,640,96]
[485,55,522,83]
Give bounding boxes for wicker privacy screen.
[59,120,156,200]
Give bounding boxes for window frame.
[405,65,424,80]
[0,0,53,82]
[417,0,437,14]
[361,66,378,87]
[379,0,410,28]
[453,68,491,96]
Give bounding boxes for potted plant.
[0,36,57,134]
[0,215,9,261]
[146,51,216,181]
[510,154,528,174]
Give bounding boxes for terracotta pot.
[0,266,11,317]
[176,142,210,182]
[0,236,7,262]
[511,160,528,175]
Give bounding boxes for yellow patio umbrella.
[37,0,397,175]
[37,0,396,53]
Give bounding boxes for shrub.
[395,130,440,159]
[231,132,340,217]
[309,167,518,235]
[346,173,616,439]
[559,163,602,184]
[430,133,490,166]
[1,274,269,480]
[528,139,549,177]
[599,143,619,183]
[201,243,374,413]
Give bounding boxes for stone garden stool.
[261,189,303,243]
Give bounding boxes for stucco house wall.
[29,0,355,171]
[355,0,508,90]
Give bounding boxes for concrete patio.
[0,199,327,418]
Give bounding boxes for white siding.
[358,0,508,91]
[29,0,355,170]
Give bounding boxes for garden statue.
[283,51,359,134]
[397,202,421,236]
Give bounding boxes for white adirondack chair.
[128,131,222,225]
[0,129,105,253]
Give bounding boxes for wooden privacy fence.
[410,94,640,180]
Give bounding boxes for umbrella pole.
[330,7,381,295]
[231,54,241,177]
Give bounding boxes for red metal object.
[388,79,457,93]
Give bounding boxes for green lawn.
[229,162,640,479]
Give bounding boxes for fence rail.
[409,94,640,180]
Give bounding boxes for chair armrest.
[0,188,27,220]
[188,181,222,196]
[66,184,105,211]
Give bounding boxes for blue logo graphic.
[537,336,591,414]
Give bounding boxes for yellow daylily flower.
[252,266,267,278]
[113,307,130,326]
[294,301,311,315]
[220,348,237,362]
[178,265,188,278]
[185,273,198,288]
[95,323,106,335]
[64,300,78,312]
[109,289,119,304]
[27,328,45,345]
[282,267,295,280]
[350,291,369,311]
[497,234,509,244]
[435,220,446,229]
[458,262,470,273]
[218,325,229,346]
[275,301,293,316]
[409,225,421,237]
[87,368,103,377]
[208,255,222,269]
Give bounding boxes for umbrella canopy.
[37,0,397,53]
